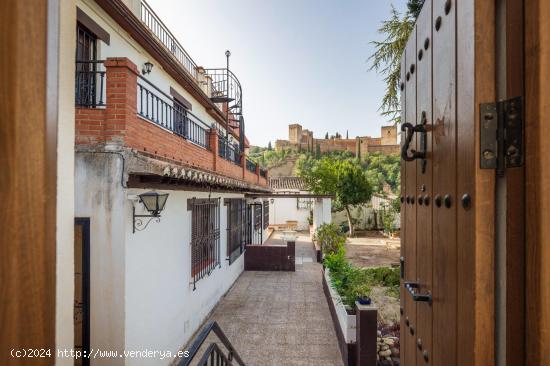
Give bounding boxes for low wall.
[323,268,378,366]
[244,242,295,271]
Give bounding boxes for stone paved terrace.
[203,232,343,366]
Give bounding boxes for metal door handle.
[404,281,432,303]
[401,123,427,162]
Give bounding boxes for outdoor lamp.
[142,61,154,75]
[225,50,231,58]
[132,191,169,233]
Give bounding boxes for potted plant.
[354,283,372,305]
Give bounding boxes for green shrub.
[326,254,401,308]
[316,223,347,255]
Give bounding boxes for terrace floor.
[205,232,343,366]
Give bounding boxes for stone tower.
[289,124,302,144]
[381,125,397,145]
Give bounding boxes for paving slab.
[204,235,344,366]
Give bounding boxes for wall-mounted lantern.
[132,191,169,233]
[142,61,154,75]
[270,198,275,204]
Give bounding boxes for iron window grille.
[246,203,263,245]
[297,198,313,210]
[224,199,247,264]
[263,201,269,230]
[187,198,221,290]
[75,24,105,107]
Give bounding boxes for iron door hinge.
[480,96,523,176]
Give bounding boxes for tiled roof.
[269,176,307,191]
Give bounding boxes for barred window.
[187,198,220,290]
[224,198,246,264]
[297,197,313,210]
[263,201,269,230]
[254,204,262,231]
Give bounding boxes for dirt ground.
[344,231,401,268]
[344,231,401,325]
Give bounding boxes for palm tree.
[368,1,424,123]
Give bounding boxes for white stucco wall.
[56,0,77,364]
[75,153,128,365]
[312,198,332,232]
[124,190,246,365]
[269,197,311,231]
[75,153,251,365]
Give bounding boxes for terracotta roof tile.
[268,176,307,191]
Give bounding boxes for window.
[246,203,263,245]
[263,201,269,230]
[75,24,105,107]
[187,198,220,290]
[297,198,313,210]
[173,101,187,137]
[224,199,246,264]
[254,204,262,231]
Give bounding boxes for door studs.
[435,194,442,207]
[423,350,429,362]
[444,194,452,208]
[423,195,430,206]
[461,193,471,209]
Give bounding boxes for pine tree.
[407,0,425,19]
[267,141,273,150]
[346,130,349,139]
[368,0,423,123]
[325,132,329,139]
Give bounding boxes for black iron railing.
[259,168,267,179]
[188,198,221,291]
[218,135,241,165]
[140,0,199,81]
[179,321,245,366]
[137,76,211,149]
[75,60,106,107]
[225,199,247,264]
[245,203,263,245]
[203,69,242,118]
[263,200,269,230]
[245,159,257,173]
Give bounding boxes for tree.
[325,132,329,139]
[407,0,426,18]
[346,130,349,139]
[368,0,424,123]
[267,141,273,151]
[315,143,321,159]
[362,152,400,193]
[297,156,372,236]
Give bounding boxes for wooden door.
[400,0,530,365]
[399,0,488,364]
[0,0,58,364]
[74,219,90,366]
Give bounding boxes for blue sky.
[150,0,408,146]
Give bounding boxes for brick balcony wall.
[75,57,267,186]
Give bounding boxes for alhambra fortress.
[275,123,400,158]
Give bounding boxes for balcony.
[75,60,106,107]
[139,0,245,150]
[136,75,211,149]
[74,57,268,189]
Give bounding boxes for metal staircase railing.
[179,321,245,366]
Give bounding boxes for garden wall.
[322,268,378,366]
